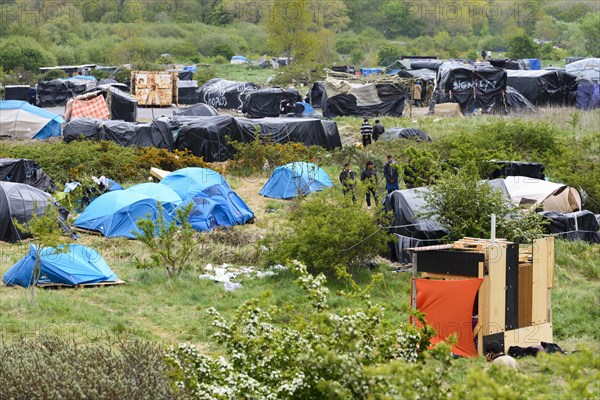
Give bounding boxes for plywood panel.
[504,322,553,350]
[518,263,533,328]
[546,237,555,288]
[483,244,506,335]
[532,239,549,324]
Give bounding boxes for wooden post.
[411,253,418,325]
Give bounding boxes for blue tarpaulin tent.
[160,167,254,231]
[361,68,383,76]
[259,162,333,199]
[2,244,118,287]
[576,81,600,110]
[126,182,182,213]
[525,59,541,70]
[74,190,172,238]
[0,100,64,139]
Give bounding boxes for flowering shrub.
[166,260,448,399]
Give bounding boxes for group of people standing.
[360,118,385,147]
[339,155,400,209]
[413,81,434,107]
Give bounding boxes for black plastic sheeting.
[107,87,137,122]
[63,118,173,149]
[380,127,432,142]
[489,161,545,180]
[170,115,238,162]
[304,81,324,108]
[242,88,302,118]
[198,78,260,110]
[505,86,536,113]
[506,70,577,106]
[322,83,406,118]
[0,158,56,192]
[178,80,199,105]
[173,103,219,117]
[4,86,29,101]
[410,60,445,71]
[384,188,449,263]
[397,69,437,82]
[488,58,527,70]
[37,80,88,107]
[177,70,193,81]
[540,210,600,244]
[0,182,53,242]
[438,64,506,114]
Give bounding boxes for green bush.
[0,336,176,399]
[40,69,68,81]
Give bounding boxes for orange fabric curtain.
[415,278,483,357]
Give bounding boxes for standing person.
[425,83,434,106]
[360,161,378,209]
[360,118,373,147]
[373,119,385,142]
[413,82,422,107]
[383,155,400,194]
[485,341,518,370]
[339,163,356,203]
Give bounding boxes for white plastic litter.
[199,263,287,291]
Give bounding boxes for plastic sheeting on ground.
[0,182,54,242]
[0,100,64,139]
[505,86,536,113]
[488,161,545,180]
[0,158,56,192]
[198,78,260,110]
[2,244,118,287]
[304,81,324,108]
[380,127,432,142]
[259,162,333,199]
[199,263,286,291]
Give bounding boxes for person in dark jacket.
[339,163,356,203]
[360,118,373,147]
[360,161,378,209]
[373,119,384,142]
[383,155,400,193]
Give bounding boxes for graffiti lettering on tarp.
[202,82,257,109]
[453,79,498,91]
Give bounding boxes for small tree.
[134,203,197,278]
[507,34,539,59]
[12,204,69,305]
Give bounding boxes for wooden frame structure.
[131,71,178,107]
[411,236,554,355]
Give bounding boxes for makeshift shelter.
[488,58,527,70]
[0,100,64,139]
[0,158,55,192]
[489,161,545,180]
[506,70,577,106]
[106,86,137,122]
[384,188,449,264]
[539,210,600,244]
[397,69,437,82]
[98,120,174,149]
[173,103,219,117]
[36,77,96,107]
[361,68,383,76]
[74,190,173,238]
[576,81,600,110]
[409,60,444,71]
[387,60,411,71]
[242,88,301,118]
[379,127,432,142]
[126,183,182,213]
[410,237,555,356]
[65,92,110,121]
[304,81,324,108]
[4,85,29,101]
[171,115,238,162]
[2,244,119,287]
[198,78,260,110]
[321,78,406,117]
[500,176,581,212]
[438,64,506,114]
[504,86,536,113]
[160,167,254,231]
[230,56,252,64]
[178,80,199,105]
[565,58,600,82]
[259,162,333,199]
[0,182,54,242]
[63,118,102,142]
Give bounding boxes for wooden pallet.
[74,227,103,236]
[38,279,126,290]
[452,237,510,251]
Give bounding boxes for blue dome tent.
[259,162,333,199]
[126,183,182,213]
[74,190,172,238]
[0,100,64,139]
[160,167,254,231]
[2,244,118,287]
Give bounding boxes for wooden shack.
[131,71,178,107]
[410,236,554,356]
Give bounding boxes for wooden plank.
[504,322,553,351]
[38,279,126,290]
[150,167,170,180]
[547,237,555,288]
[420,272,473,280]
[518,263,533,328]
[482,244,506,335]
[531,238,549,324]
[74,227,102,236]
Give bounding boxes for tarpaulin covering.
[99,120,174,149]
[489,161,545,180]
[173,103,219,117]
[126,182,182,213]
[69,93,110,120]
[171,115,238,162]
[502,176,581,212]
[397,69,437,82]
[63,118,102,142]
[384,188,449,263]
[576,81,600,110]
[488,58,527,70]
[565,58,600,82]
[242,88,301,118]
[36,79,88,107]
[506,70,577,106]
[540,210,600,244]
[322,78,406,117]
[74,190,173,238]
[415,278,483,357]
[0,100,64,139]
[380,127,432,142]
[198,78,260,110]
[178,80,199,105]
[2,244,118,287]
[0,158,55,192]
[525,59,541,70]
[0,181,53,242]
[438,64,506,114]
[107,86,137,122]
[410,60,444,71]
[505,86,536,113]
[176,70,193,81]
[5,85,29,101]
[304,81,324,108]
[259,162,333,199]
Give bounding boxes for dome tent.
[0,182,54,243]
[2,244,119,287]
[0,100,64,139]
[259,162,333,199]
[125,183,182,213]
[160,167,254,231]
